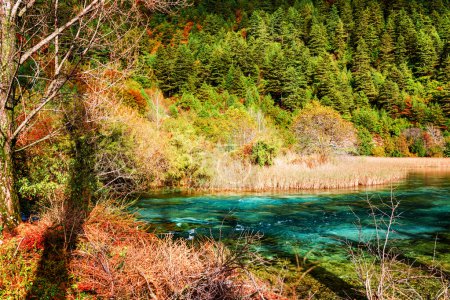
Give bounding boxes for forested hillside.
[132,0,450,157]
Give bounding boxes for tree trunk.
[0,2,20,229]
[0,140,20,228]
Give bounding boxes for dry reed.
[209,154,450,192]
[69,202,278,299]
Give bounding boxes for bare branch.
[17,0,37,18]
[19,0,102,65]
[10,0,23,20]
[15,127,61,152]
[11,78,63,141]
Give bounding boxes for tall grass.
[209,154,450,191]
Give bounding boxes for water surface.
[135,172,450,296]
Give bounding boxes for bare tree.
[0,0,188,228]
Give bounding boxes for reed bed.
[209,155,450,192]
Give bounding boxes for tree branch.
[17,0,37,18]
[15,127,61,152]
[10,78,63,141]
[10,0,23,20]
[19,0,102,65]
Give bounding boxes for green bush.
[250,140,277,166]
[356,127,373,156]
[410,139,427,157]
[443,136,450,157]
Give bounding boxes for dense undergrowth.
[0,203,288,299]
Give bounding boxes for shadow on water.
[303,260,366,300]
[25,207,86,300]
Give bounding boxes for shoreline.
[144,156,450,195]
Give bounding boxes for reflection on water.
[134,172,450,294]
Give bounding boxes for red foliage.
[16,33,26,44]
[17,223,49,251]
[151,41,162,54]
[76,282,98,293]
[423,131,433,147]
[182,21,194,41]
[235,9,243,24]
[127,89,148,111]
[241,29,247,39]
[16,115,55,148]
[196,23,203,31]
[242,143,253,157]
[104,68,121,80]
[398,97,413,119]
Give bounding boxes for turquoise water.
[134,172,450,296]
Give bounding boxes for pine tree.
[315,55,337,100]
[285,42,314,81]
[353,39,377,101]
[263,44,286,99]
[378,80,400,113]
[326,5,341,41]
[333,19,347,58]
[222,65,245,96]
[387,65,407,91]
[282,67,308,110]
[396,10,418,56]
[249,11,270,41]
[379,32,395,70]
[415,30,438,76]
[336,0,354,34]
[174,45,197,92]
[208,44,233,86]
[308,20,329,56]
[297,0,315,41]
[396,34,408,65]
[438,54,450,82]
[270,7,285,43]
[154,46,178,95]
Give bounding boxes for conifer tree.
[270,7,285,43]
[154,46,178,95]
[336,0,354,34]
[315,55,337,100]
[249,11,270,41]
[415,30,439,76]
[263,44,286,99]
[326,5,341,41]
[353,39,377,101]
[333,19,347,58]
[379,80,401,113]
[208,44,233,86]
[396,34,408,65]
[438,55,450,82]
[174,45,197,92]
[308,20,329,56]
[387,65,407,91]
[282,67,308,110]
[379,32,395,70]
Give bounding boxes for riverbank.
[208,155,450,192]
[0,203,283,299]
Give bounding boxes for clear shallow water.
[134,172,450,295]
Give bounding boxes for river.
[134,171,450,298]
